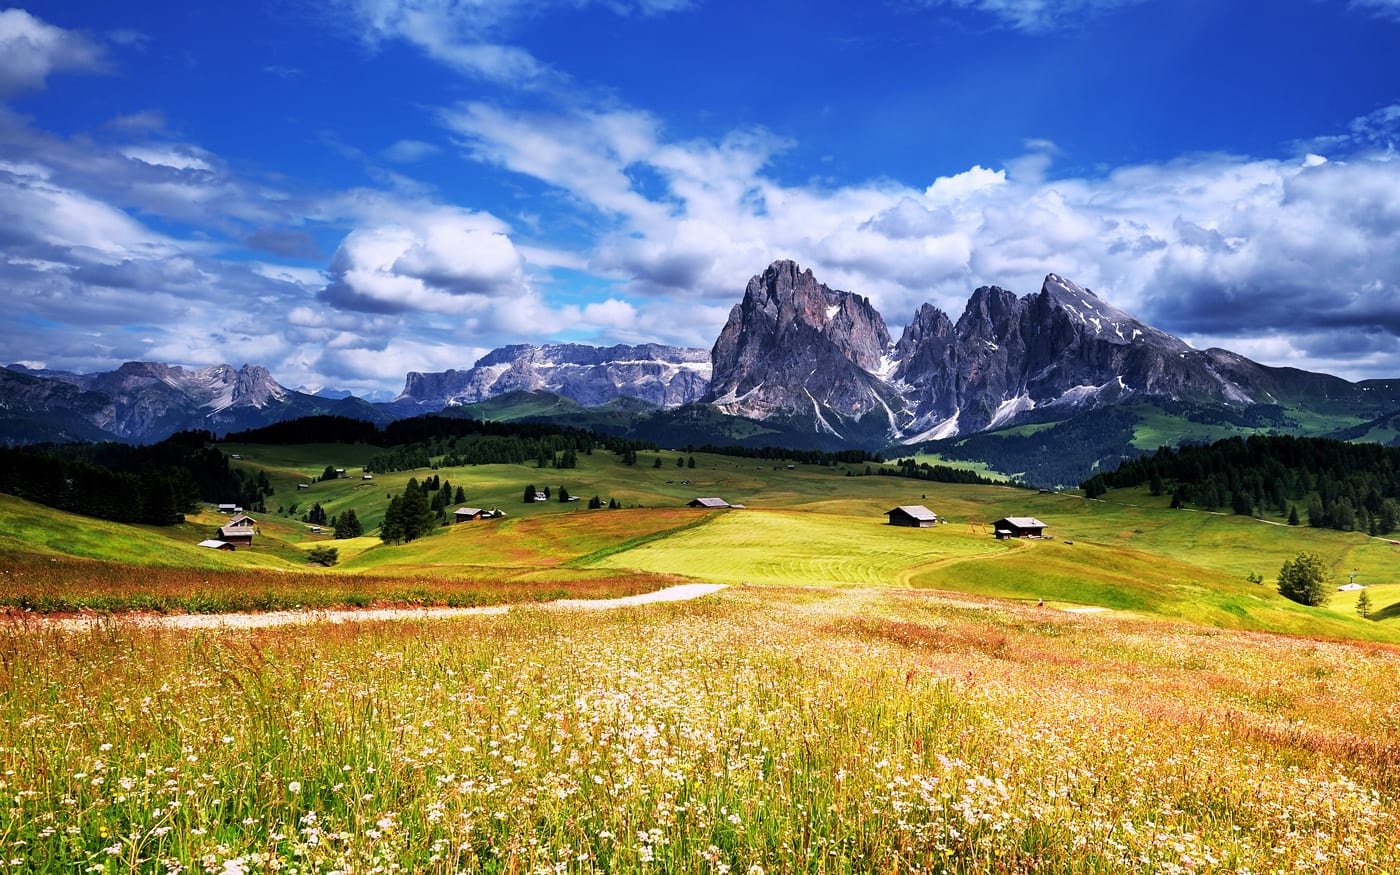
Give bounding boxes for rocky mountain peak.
[705,260,900,437]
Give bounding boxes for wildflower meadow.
[3,585,1397,873]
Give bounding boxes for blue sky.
[2,0,1399,397]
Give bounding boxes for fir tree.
[334,508,363,539]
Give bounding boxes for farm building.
[218,514,257,546]
[886,505,938,527]
[296,483,310,490]
[216,503,239,514]
[993,517,1048,539]
[688,497,730,508]
[198,539,235,551]
[362,474,374,480]
[454,507,486,522]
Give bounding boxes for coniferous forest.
[1081,435,1400,535]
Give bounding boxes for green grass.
[593,509,1017,587]
[5,446,1400,641]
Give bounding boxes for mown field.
[3,587,1398,873]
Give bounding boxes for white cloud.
[344,0,696,88]
[120,145,216,172]
[905,0,1147,32]
[0,8,106,96]
[319,211,527,313]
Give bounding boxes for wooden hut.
[886,505,939,527]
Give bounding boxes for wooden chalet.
[218,514,257,546]
[687,497,730,508]
[992,517,1048,539]
[453,507,486,523]
[198,539,235,551]
[886,505,938,527]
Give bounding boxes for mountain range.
[5,259,1399,482]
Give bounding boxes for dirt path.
[34,583,730,632]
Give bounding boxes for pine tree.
[687,456,696,469]
[1356,589,1373,618]
[1277,552,1329,606]
[380,496,404,543]
[654,457,663,468]
[399,487,435,541]
[1287,505,1300,526]
[559,486,571,503]
[523,484,537,503]
[608,497,619,509]
[334,508,363,539]
[455,485,466,504]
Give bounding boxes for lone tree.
[1277,551,1330,606]
[523,483,537,503]
[1356,589,1373,618]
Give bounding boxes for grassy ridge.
[2,587,1396,872]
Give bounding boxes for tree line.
[1080,434,1400,535]
[0,431,273,526]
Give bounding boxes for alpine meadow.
[6,1,1400,873]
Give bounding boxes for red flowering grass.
[0,549,676,614]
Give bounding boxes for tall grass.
[3,586,1397,872]
[0,550,673,614]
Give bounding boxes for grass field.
[3,445,1400,643]
[3,586,1397,873]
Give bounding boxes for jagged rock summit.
[704,260,905,437]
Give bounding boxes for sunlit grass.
[3,586,1397,872]
[591,509,1012,587]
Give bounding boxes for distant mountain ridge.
[6,260,1400,463]
[1,362,393,444]
[392,342,711,413]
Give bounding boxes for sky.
[1,0,1399,398]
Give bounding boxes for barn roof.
[454,507,483,516]
[887,505,938,521]
[998,516,1047,528]
[689,497,730,508]
[198,539,230,548]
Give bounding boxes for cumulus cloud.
[0,8,106,96]
[318,211,527,314]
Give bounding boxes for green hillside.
[3,440,1399,642]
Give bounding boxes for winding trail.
[35,583,730,632]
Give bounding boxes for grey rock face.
[704,260,903,435]
[396,343,712,411]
